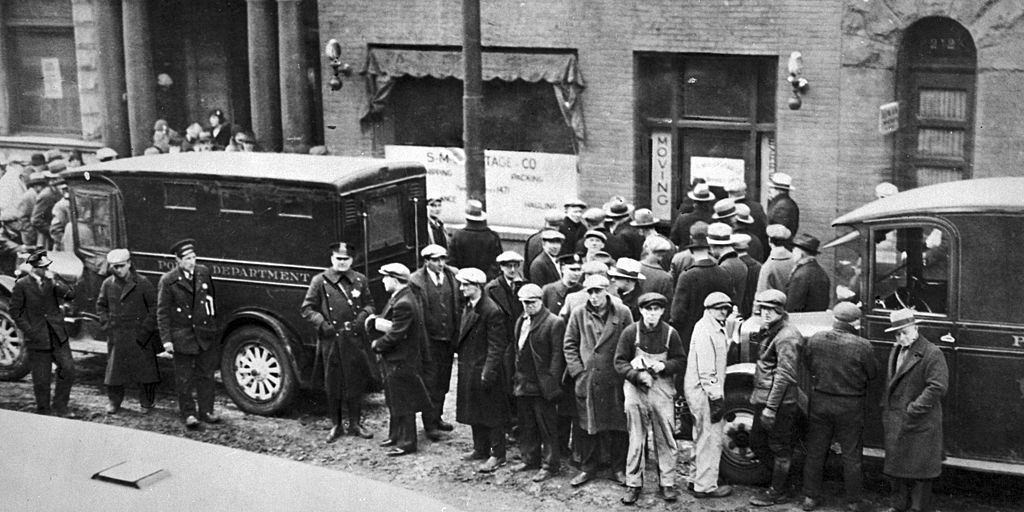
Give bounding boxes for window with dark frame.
[218,186,254,215]
[164,183,199,211]
[637,53,777,208]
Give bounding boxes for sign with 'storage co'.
[650,131,672,219]
[385,145,578,229]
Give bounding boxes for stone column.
[96,0,129,156]
[277,0,311,153]
[247,0,281,152]
[122,0,157,156]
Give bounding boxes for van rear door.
[69,177,125,315]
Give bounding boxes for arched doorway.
[896,17,977,189]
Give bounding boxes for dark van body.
[718,177,1024,483]
[0,152,427,415]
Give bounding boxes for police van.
[718,177,1024,482]
[0,152,427,415]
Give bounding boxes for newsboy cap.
[106,248,131,265]
[421,244,448,259]
[637,292,668,309]
[378,262,411,281]
[455,267,487,286]
[754,289,787,312]
[517,283,544,301]
[703,291,733,309]
[833,302,862,323]
[496,250,524,264]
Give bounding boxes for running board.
[863,447,1024,476]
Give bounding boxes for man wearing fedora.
[881,308,948,512]
[734,203,765,262]
[670,182,716,249]
[300,242,377,442]
[559,199,588,257]
[631,208,675,270]
[524,210,563,281]
[408,244,460,438]
[748,289,806,507]
[10,249,77,417]
[425,196,449,249]
[708,222,748,315]
[530,230,565,287]
[766,173,800,241]
[670,221,709,283]
[609,257,647,321]
[607,198,643,260]
[726,179,768,256]
[370,263,433,456]
[157,238,220,429]
[449,199,503,281]
[97,249,161,415]
[800,302,878,512]
[454,267,512,473]
[787,234,831,313]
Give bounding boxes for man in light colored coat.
[756,224,796,295]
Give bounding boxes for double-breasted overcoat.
[882,334,948,479]
[97,271,161,385]
[455,295,511,427]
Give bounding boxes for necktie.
[432,271,443,287]
[518,316,531,350]
[895,346,908,372]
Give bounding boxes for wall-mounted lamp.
[787,51,809,110]
[324,39,352,91]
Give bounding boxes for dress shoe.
[477,456,506,473]
[425,429,444,441]
[531,468,554,482]
[436,420,455,432]
[326,425,344,443]
[385,447,414,457]
[462,451,487,461]
[750,487,786,506]
[659,485,680,502]
[621,486,641,505]
[105,403,119,415]
[200,412,221,424]
[379,438,396,447]
[694,485,733,498]
[510,462,539,472]
[609,470,628,486]
[54,409,77,419]
[569,471,595,487]
[801,496,819,511]
[348,424,373,439]
[184,415,200,429]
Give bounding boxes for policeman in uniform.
[157,239,220,429]
[10,249,76,417]
[301,242,376,442]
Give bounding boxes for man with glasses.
[301,242,376,442]
[97,249,161,415]
[408,244,460,439]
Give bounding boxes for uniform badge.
[201,283,208,290]
[352,289,361,298]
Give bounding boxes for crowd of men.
[8,171,948,511]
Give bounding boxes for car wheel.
[719,389,770,485]
[0,300,30,381]
[220,325,298,415]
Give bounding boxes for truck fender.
[0,275,14,298]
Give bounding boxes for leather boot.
[770,456,792,493]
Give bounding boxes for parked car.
[718,177,1024,482]
[0,152,428,415]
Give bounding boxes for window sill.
[0,135,104,151]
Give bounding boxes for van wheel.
[0,300,30,381]
[220,326,298,415]
[719,389,770,485]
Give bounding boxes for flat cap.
[563,198,587,209]
[833,302,862,323]
[766,224,792,240]
[96,147,118,161]
[582,274,610,290]
[420,244,448,259]
[703,291,733,309]
[540,230,565,242]
[582,207,606,224]
[455,267,487,285]
[106,248,131,265]
[517,283,544,301]
[496,250,524,264]
[754,289,787,312]
[583,229,607,242]
[637,292,668,309]
[643,236,674,254]
[543,209,565,226]
[379,262,411,281]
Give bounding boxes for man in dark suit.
[454,267,511,473]
[157,238,220,429]
[726,180,769,258]
[529,230,564,287]
[558,199,588,256]
[10,249,76,417]
[300,242,376,442]
[669,183,716,248]
[523,211,563,282]
[370,263,433,456]
[408,243,460,438]
[766,173,800,242]
[881,309,948,512]
[509,283,566,483]
[425,196,449,249]
[448,200,503,280]
[786,234,831,313]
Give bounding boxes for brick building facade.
[318,0,1024,254]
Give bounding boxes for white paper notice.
[41,58,63,99]
[690,156,744,187]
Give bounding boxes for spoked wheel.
[719,389,770,485]
[0,304,29,381]
[220,326,297,415]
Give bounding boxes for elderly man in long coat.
[766,173,799,240]
[300,242,376,442]
[786,234,830,313]
[881,309,948,512]
[97,249,161,415]
[370,263,433,457]
[563,274,634,487]
[455,267,512,473]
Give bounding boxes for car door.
[69,176,126,316]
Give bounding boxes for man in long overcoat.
[408,243,460,438]
[370,263,433,456]
[786,234,831,313]
[300,242,375,442]
[454,267,512,472]
[766,173,799,242]
[563,274,633,487]
[97,249,160,414]
[448,200,503,280]
[157,238,220,428]
[10,249,76,417]
[881,309,948,512]
[756,224,796,295]
[523,211,563,281]
[486,250,525,396]
[509,283,566,483]
[669,183,715,248]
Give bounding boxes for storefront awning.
[360,47,586,148]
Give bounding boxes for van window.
[219,187,253,215]
[73,188,116,251]
[278,194,313,219]
[365,193,404,251]
[164,183,198,210]
[871,224,950,315]
[951,215,1024,324]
